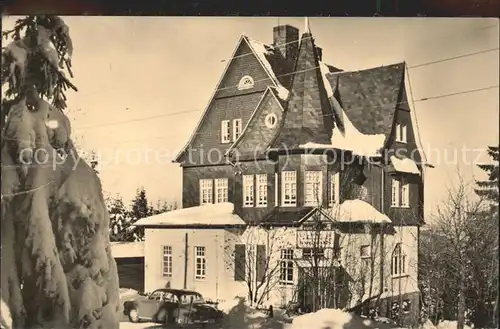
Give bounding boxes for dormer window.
[237,75,255,90]
[395,123,407,143]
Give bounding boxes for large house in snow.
[135,21,426,324]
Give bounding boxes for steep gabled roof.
[173,35,288,163]
[327,63,405,138]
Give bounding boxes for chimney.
[273,25,299,63]
[316,46,323,61]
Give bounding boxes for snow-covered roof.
[110,241,144,258]
[299,73,386,157]
[133,202,246,227]
[329,199,391,224]
[390,155,420,175]
[245,37,290,101]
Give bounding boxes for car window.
[180,293,204,304]
[150,290,164,300]
[163,292,179,303]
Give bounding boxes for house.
[137,19,426,324]
[110,241,145,292]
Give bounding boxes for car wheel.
[128,308,140,323]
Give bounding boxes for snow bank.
[246,37,290,101]
[437,320,471,329]
[1,298,12,329]
[291,309,404,329]
[119,288,139,299]
[390,156,420,175]
[319,61,334,98]
[133,202,246,227]
[329,199,392,223]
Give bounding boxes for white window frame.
[401,181,410,208]
[329,172,340,205]
[221,120,231,144]
[279,249,294,285]
[304,171,323,206]
[281,171,297,207]
[162,246,172,278]
[237,75,255,90]
[243,175,254,207]
[233,118,242,141]
[274,173,278,206]
[215,178,228,203]
[391,178,400,207]
[391,243,407,277]
[395,123,407,143]
[200,179,213,205]
[256,174,267,207]
[360,245,371,259]
[194,246,207,280]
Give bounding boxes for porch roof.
[133,202,246,228]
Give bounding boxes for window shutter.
[234,244,246,281]
[256,245,266,282]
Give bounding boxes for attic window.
[238,75,255,90]
[265,113,277,128]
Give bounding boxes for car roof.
[153,288,201,296]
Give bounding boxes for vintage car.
[123,288,224,327]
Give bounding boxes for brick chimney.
[273,25,299,64]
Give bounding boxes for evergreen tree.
[107,194,134,242]
[1,16,119,329]
[128,187,151,241]
[475,145,499,206]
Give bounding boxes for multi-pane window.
[162,246,172,278]
[243,175,254,207]
[330,172,340,205]
[395,123,407,143]
[304,171,322,206]
[256,174,267,207]
[194,246,206,280]
[391,178,410,208]
[391,243,406,276]
[215,178,228,203]
[280,249,294,285]
[281,171,297,206]
[233,119,242,141]
[221,120,231,143]
[200,179,213,205]
[401,182,409,207]
[302,248,325,260]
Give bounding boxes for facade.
[142,21,426,324]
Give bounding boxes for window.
[304,171,322,206]
[265,113,277,128]
[162,246,172,278]
[215,178,228,203]
[401,182,409,207]
[391,243,406,276]
[391,179,400,207]
[233,119,242,141]
[281,171,297,206]
[329,172,340,205]
[243,175,254,207]
[302,248,325,260]
[360,245,371,259]
[237,75,255,90]
[391,178,410,208]
[280,249,294,285]
[395,123,407,143]
[256,174,267,207]
[200,179,213,205]
[234,244,246,281]
[221,120,231,143]
[194,246,206,280]
[274,173,278,205]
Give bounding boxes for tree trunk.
[457,271,466,329]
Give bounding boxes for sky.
[2,17,499,217]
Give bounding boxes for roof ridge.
[331,61,406,75]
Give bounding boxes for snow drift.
[291,309,405,329]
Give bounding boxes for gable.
[228,88,285,160]
[174,36,284,164]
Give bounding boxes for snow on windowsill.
[133,202,245,227]
[245,37,290,101]
[390,155,420,175]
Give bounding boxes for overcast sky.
[2,17,499,216]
